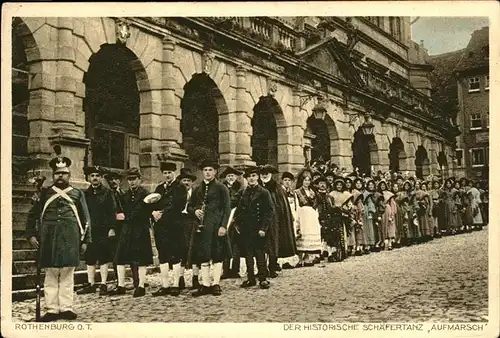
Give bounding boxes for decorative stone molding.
[267,77,278,97]
[202,50,216,74]
[395,124,402,139]
[115,19,131,45]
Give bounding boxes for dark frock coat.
[26,185,91,268]
[180,187,198,268]
[152,181,188,264]
[114,186,154,266]
[233,184,275,255]
[260,179,297,258]
[188,179,232,263]
[84,184,117,264]
[223,180,243,255]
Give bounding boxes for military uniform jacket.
[25,184,91,268]
[84,184,116,239]
[233,184,275,253]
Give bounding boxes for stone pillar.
[231,66,254,166]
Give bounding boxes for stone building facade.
[12,16,459,192]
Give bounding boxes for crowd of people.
[25,154,489,322]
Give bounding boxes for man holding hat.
[110,168,153,298]
[280,171,299,269]
[259,164,296,277]
[220,166,244,280]
[26,155,91,322]
[151,162,188,297]
[234,166,274,289]
[77,165,117,296]
[189,160,231,297]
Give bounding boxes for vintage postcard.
[1,1,499,337]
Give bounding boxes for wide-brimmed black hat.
[314,175,328,185]
[199,159,220,170]
[220,166,243,178]
[244,166,260,178]
[281,171,294,181]
[83,165,106,176]
[124,167,141,178]
[160,162,177,172]
[178,167,197,181]
[259,164,279,175]
[49,156,72,174]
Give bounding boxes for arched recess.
[252,95,279,167]
[12,19,31,179]
[83,44,142,170]
[181,73,228,170]
[437,150,448,178]
[306,116,330,164]
[388,137,408,173]
[415,145,430,179]
[352,127,379,175]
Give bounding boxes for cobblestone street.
[12,229,488,323]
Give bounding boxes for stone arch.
[352,127,379,175]
[180,73,229,170]
[305,112,341,165]
[388,137,408,173]
[415,145,430,179]
[251,95,287,168]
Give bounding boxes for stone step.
[12,260,88,275]
[13,238,32,250]
[13,249,37,261]
[13,212,29,232]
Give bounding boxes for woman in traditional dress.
[345,178,353,193]
[429,179,443,238]
[441,178,458,235]
[466,180,484,230]
[362,179,378,253]
[453,180,466,233]
[378,180,397,250]
[294,171,322,267]
[416,181,433,242]
[351,178,366,255]
[402,180,418,244]
[329,178,351,261]
[391,182,405,248]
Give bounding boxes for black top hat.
[281,171,294,181]
[325,170,335,178]
[313,175,328,185]
[259,164,279,175]
[124,167,141,178]
[49,156,72,173]
[199,159,220,170]
[178,168,197,181]
[243,166,260,178]
[160,162,177,172]
[220,166,243,178]
[83,165,105,176]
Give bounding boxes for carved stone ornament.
[267,77,278,97]
[116,19,131,45]
[395,125,402,138]
[202,51,216,74]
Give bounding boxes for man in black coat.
[150,162,187,297]
[234,166,274,289]
[220,166,244,279]
[189,160,231,297]
[109,168,153,298]
[77,166,116,296]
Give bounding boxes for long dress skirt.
[295,206,322,253]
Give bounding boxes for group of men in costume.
[26,155,487,322]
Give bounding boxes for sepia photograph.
[1,2,498,337]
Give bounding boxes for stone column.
[232,66,254,166]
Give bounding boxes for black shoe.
[259,280,270,289]
[269,271,278,278]
[240,279,257,288]
[152,287,170,297]
[59,311,77,321]
[303,262,314,267]
[282,262,294,269]
[109,286,127,296]
[275,265,282,272]
[179,276,186,290]
[76,284,97,295]
[192,285,212,297]
[191,276,200,290]
[98,283,108,296]
[327,255,335,262]
[133,287,146,298]
[312,257,321,264]
[40,312,60,322]
[170,287,180,296]
[212,284,222,296]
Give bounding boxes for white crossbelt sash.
[41,186,86,239]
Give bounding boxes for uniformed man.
[109,168,153,298]
[178,167,200,290]
[220,166,244,280]
[151,162,187,297]
[189,160,231,297]
[234,166,274,289]
[77,166,116,296]
[280,171,297,270]
[26,155,91,322]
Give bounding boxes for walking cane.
[29,171,46,322]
